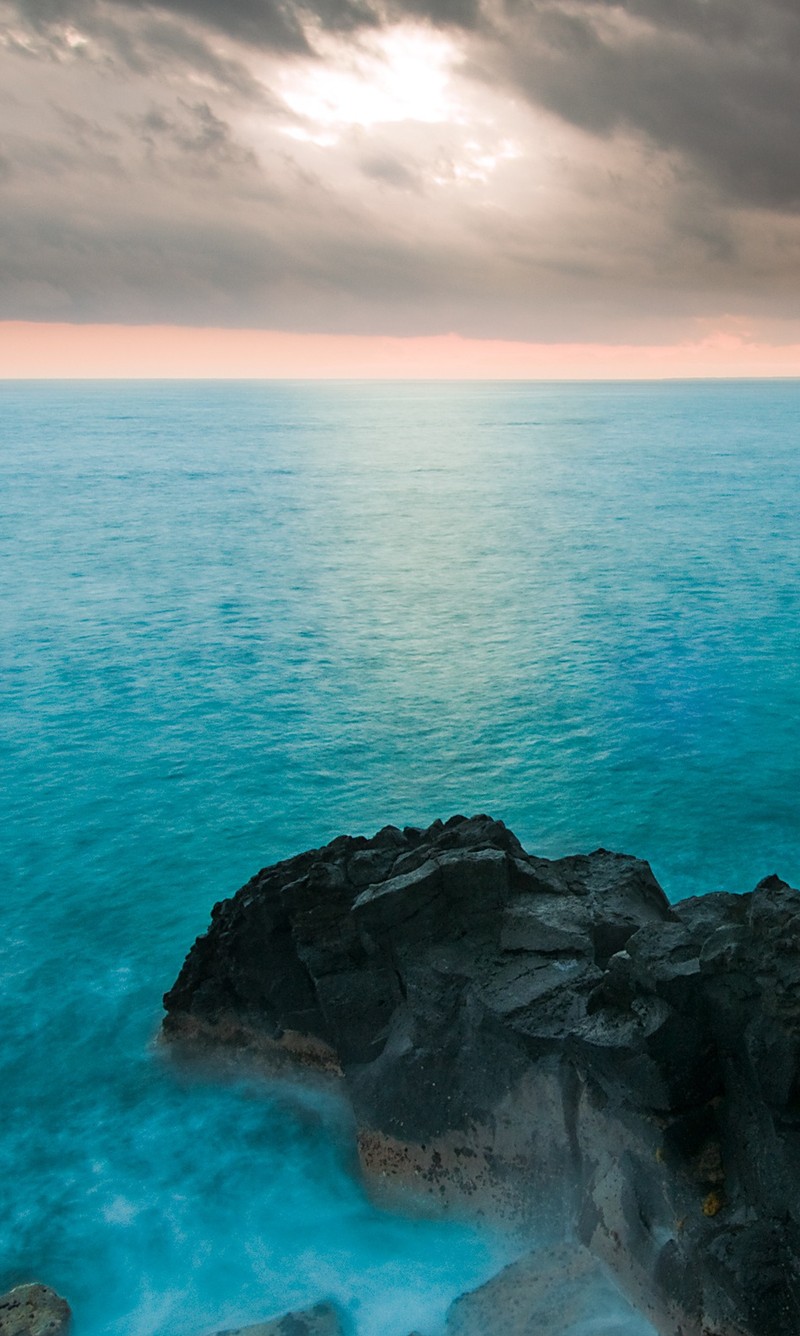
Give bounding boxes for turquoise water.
[2,379,799,1334]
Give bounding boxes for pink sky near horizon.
[3,322,800,380]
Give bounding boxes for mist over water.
[2,379,798,1334]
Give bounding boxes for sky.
[2,0,800,374]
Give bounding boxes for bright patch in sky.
[436,137,523,185]
[278,26,459,133]
[63,26,89,49]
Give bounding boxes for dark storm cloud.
[4,4,267,94]
[10,0,308,50]
[7,0,481,58]
[492,0,800,209]
[7,0,375,57]
[128,17,267,91]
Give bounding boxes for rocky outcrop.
[164,815,800,1336]
[444,1241,649,1334]
[210,1302,344,1336]
[0,1285,71,1336]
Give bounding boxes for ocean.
[2,379,799,1335]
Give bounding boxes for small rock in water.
[0,1285,71,1336]
[212,1302,345,1336]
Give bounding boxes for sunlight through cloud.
[277,26,460,133]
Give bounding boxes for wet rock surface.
[164,815,800,1336]
[210,1301,345,1336]
[445,1241,650,1335]
[0,1285,71,1336]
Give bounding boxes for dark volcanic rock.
[164,816,800,1336]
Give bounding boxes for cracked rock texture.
[164,814,800,1336]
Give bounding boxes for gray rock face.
[210,1301,344,1336]
[163,815,800,1336]
[0,1285,71,1336]
[445,1242,652,1335]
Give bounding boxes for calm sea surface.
[2,379,799,1334]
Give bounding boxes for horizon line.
[4,374,800,384]
[4,322,800,380]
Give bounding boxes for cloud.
[487,0,800,209]
[7,0,800,211]
[4,0,484,77]
[129,100,260,171]
[9,0,309,52]
[359,150,422,191]
[2,0,800,336]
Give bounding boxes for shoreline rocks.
[163,815,800,1336]
[206,1244,652,1336]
